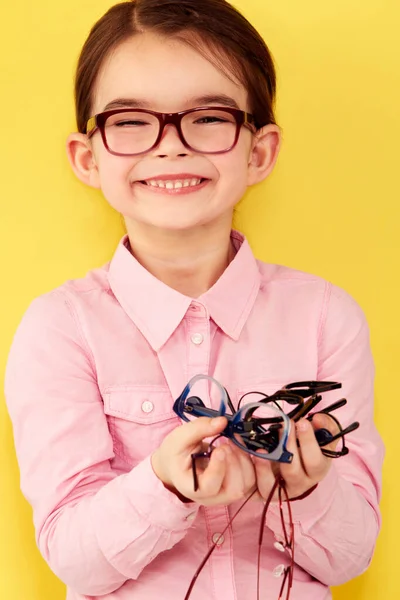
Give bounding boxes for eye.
[114,120,150,127]
[194,116,228,124]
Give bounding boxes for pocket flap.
[103,385,177,424]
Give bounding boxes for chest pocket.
[103,385,180,466]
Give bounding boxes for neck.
[124,218,236,298]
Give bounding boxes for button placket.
[186,306,236,599]
[205,505,236,599]
[186,312,210,375]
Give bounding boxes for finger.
[173,416,228,456]
[218,444,247,499]
[280,418,302,476]
[194,446,227,496]
[311,412,340,452]
[228,438,256,492]
[270,419,318,502]
[252,449,277,500]
[295,418,328,480]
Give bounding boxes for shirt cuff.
[124,455,199,531]
[266,464,339,532]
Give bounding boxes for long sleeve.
[4,291,198,596]
[265,282,384,585]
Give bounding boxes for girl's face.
[68,32,280,233]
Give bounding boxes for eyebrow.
[102,94,241,112]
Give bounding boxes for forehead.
[93,32,249,114]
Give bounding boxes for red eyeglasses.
[86,106,257,156]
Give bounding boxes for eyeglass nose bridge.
[154,111,192,152]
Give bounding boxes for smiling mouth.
[138,177,208,190]
[135,177,212,196]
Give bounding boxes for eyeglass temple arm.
[293,394,350,422]
[225,388,236,414]
[86,116,97,138]
[316,421,360,448]
[283,380,342,397]
[289,394,322,421]
[305,397,359,446]
[257,390,338,424]
[312,397,348,415]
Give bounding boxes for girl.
[4,1,384,599]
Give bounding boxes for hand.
[253,413,340,501]
[151,416,257,506]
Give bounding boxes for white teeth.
[146,178,203,189]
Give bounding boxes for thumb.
[174,416,228,453]
[252,449,276,500]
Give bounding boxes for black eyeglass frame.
[238,381,360,459]
[85,106,258,156]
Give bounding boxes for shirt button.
[191,333,204,345]
[212,532,224,545]
[274,541,286,553]
[273,564,286,578]
[141,400,154,413]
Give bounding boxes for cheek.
[96,155,134,210]
[216,146,251,194]
[223,132,252,175]
[99,172,126,211]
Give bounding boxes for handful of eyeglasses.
[173,374,359,491]
[173,375,360,600]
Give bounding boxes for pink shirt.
[4,230,384,600]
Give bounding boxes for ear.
[247,124,281,186]
[66,132,101,189]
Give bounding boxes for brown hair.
[74,0,277,135]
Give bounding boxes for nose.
[153,123,190,158]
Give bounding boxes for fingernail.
[296,419,309,432]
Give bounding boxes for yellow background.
[1,0,398,598]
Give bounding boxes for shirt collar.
[108,230,261,352]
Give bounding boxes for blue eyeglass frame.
[173,374,293,464]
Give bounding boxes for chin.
[123,208,221,232]
[145,218,211,232]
